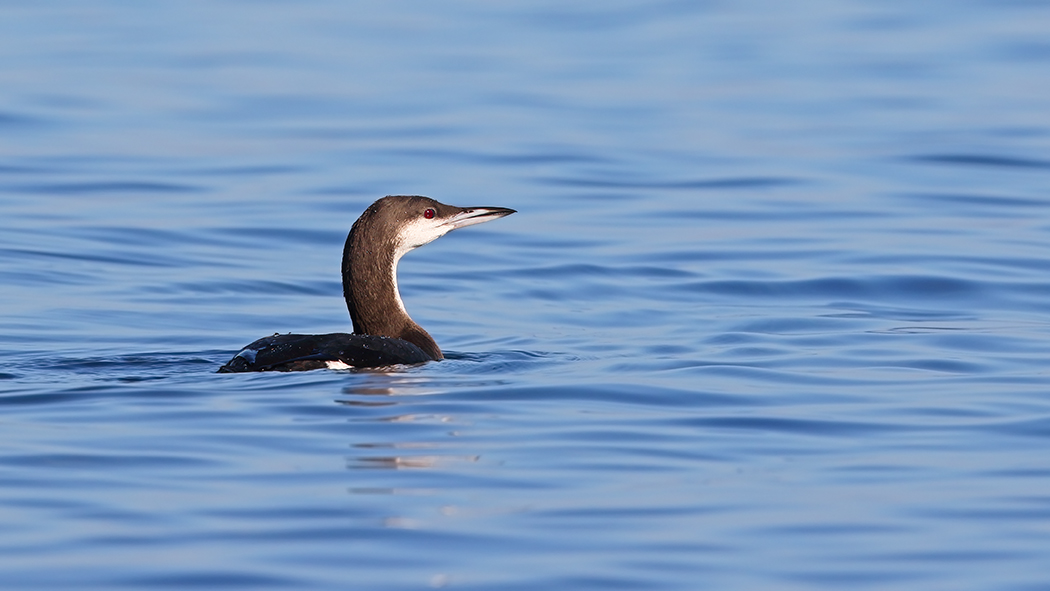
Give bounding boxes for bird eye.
[424,208,435,219]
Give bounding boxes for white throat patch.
[395,217,452,256]
[389,218,453,316]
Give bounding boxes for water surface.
[2,1,1050,589]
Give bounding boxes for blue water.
[2,1,1050,589]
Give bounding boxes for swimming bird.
[218,195,515,372]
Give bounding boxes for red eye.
[424,208,435,219]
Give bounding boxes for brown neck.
[341,215,442,360]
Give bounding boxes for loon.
[218,195,515,372]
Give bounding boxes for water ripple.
[1,181,206,194]
[907,154,1050,170]
[539,175,800,190]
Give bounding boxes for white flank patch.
[326,360,353,370]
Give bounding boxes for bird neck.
[341,219,443,360]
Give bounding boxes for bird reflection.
[349,441,478,470]
[335,377,417,405]
[351,455,479,469]
[335,375,478,470]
